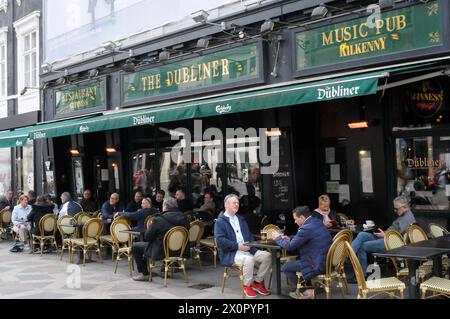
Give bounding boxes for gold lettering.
[182,67,190,83]
[359,22,368,38]
[397,15,407,31]
[166,71,174,87]
[203,62,211,80]
[222,59,230,76]
[343,27,352,42]
[322,31,334,46]
[212,60,220,77]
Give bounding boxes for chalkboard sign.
[269,135,294,209]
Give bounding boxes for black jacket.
[80,198,98,212]
[177,199,193,213]
[126,200,142,212]
[27,204,55,236]
[143,209,189,261]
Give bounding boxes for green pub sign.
[296,0,444,72]
[55,80,106,116]
[122,44,261,105]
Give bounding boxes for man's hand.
[346,220,355,226]
[325,221,333,228]
[114,212,120,219]
[374,229,385,238]
[271,231,282,240]
[239,244,250,251]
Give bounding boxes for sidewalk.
[0,239,371,299]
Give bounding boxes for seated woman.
[313,194,354,228]
[114,197,158,230]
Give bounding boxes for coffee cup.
[260,230,267,241]
[365,220,375,227]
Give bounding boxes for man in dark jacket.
[27,196,55,236]
[175,188,193,213]
[215,194,272,298]
[272,206,332,299]
[125,191,143,212]
[115,197,158,230]
[79,189,98,213]
[131,197,189,281]
[58,192,82,217]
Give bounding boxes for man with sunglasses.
[351,196,416,277]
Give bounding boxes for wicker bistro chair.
[384,230,432,282]
[100,218,130,261]
[345,241,405,299]
[332,229,354,242]
[74,212,92,225]
[189,221,205,268]
[0,209,13,240]
[70,218,103,266]
[420,276,450,299]
[428,223,450,239]
[58,216,77,261]
[408,224,429,244]
[221,264,245,297]
[148,226,189,287]
[31,214,58,255]
[145,215,156,229]
[110,219,134,276]
[337,213,350,226]
[312,233,352,299]
[199,236,218,268]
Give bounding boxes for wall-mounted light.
[260,19,275,34]
[106,147,118,153]
[196,38,210,50]
[265,128,284,137]
[70,149,80,156]
[348,121,369,129]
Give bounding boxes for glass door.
[131,150,157,197]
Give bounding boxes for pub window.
[391,78,449,129]
[396,136,450,211]
[0,148,11,194]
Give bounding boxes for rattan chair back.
[345,241,367,290]
[189,220,205,244]
[110,219,131,245]
[428,223,449,239]
[39,214,57,236]
[263,224,280,239]
[408,224,428,244]
[58,215,76,236]
[163,226,189,259]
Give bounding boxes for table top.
[120,229,146,235]
[373,245,446,261]
[245,240,281,250]
[409,235,450,251]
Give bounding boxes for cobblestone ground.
[0,239,370,299]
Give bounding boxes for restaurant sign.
[55,80,106,117]
[409,79,444,119]
[296,0,444,74]
[122,43,262,105]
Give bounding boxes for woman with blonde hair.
[313,194,354,228]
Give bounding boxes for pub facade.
[1,0,449,230]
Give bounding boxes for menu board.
[269,135,294,210]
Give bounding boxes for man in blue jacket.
[272,206,332,299]
[215,194,272,298]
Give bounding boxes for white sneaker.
[289,291,298,299]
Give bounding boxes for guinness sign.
[409,79,444,119]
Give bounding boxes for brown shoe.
[132,274,149,282]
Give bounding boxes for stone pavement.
[0,239,367,299]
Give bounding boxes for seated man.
[79,189,99,213]
[126,191,143,213]
[193,191,216,220]
[152,190,165,213]
[272,206,332,299]
[58,192,82,217]
[215,194,272,298]
[101,193,122,222]
[313,194,354,228]
[115,197,158,230]
[11,195,32,249]
[27,196,55,237]
[175,188,194,213]
[351,196,416,276]
[131,197,189,281]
